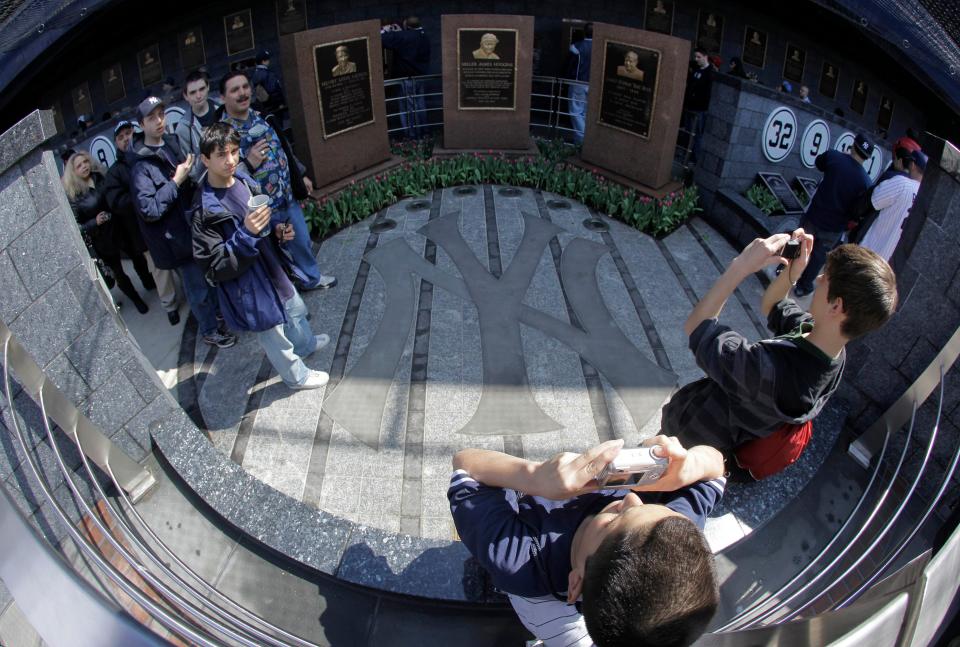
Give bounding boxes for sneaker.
[202,330,238,348]
[167,310,181,326]
[300,274,338,291]
[288,370,329,390]
[309,334,330,355]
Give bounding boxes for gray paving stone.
[81,371,146,437]
[18,149,62,220]
[8,208,81,300]
[8,279,88,368]
[0,251,31,324]
[115,393,178,459]
[121,356,163,404]
[63,262,111,325]
[0,170,39,250]
[0,577,10,614]
[0,110,56,177]
[64,315,134,391]
[42,353,91,406]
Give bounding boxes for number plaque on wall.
[761,106,797,163]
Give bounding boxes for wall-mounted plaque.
[783,43,805,83]
[761,105,797,163]
[696,10,723,53]
[179,27,206,70]
[49,102,65,134]
[224,9,255,56]
[138,44,163,87]
[71,82,93,118]
[799,119,830,168]
[819,61,839,99]
[597,40,660,139]
[277,0,307,36]
[102,63,125,104]
[850,78,868,115]
[741,26,767,68]
[644,0,674,35]
[794,176,820,202]
[758,171,804,214]
[877,95,894,132]
[313,37,375,138]
[457,28,518,110]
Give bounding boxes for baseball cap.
[137,96,165,121]
[909,149,928,171]
[894,135,921,153]
[256,49,271,62]
[853,133,875,159]
[114,119,134,135]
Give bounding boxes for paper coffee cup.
[247,194,271,237]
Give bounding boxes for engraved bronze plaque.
[138,44,163,87]
[277,0,307,36]
[696,10,723,53]
[783,43,805,83]
[179,27,206,70]
[644,0,674,35]
[102,63,125,104]
[71,82,93,118]
[224,10,255,56]
[597,40,660,139]
[742,26,767,69]
[819,61,839,99]
[457,28,518,111]
[877,96,894,132]
[850,78,868,115]
[313,37,375,138]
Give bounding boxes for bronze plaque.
[50,102,65,133]
[277,0,307,36]
[819,60,839,99]
[457,28,518,111]
[179,27,206,70]
[102,63,126,104]
[696,10,723,53]
[783,43,805,83]
[71,82,93,118]
[313,37,375,138]
[225,10,255,56]
[138,44,163,87]
[598,40,660,139]
[644,0,674,35]
[877,96,894,132]
[850,78,868,115]
[742,26,767,68]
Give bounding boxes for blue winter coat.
[190,172,292,332]
[127,134,195,269]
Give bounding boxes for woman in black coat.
[62,151,151,313]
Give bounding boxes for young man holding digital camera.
[449,436,726,647]
[661,230,898,477]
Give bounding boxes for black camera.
[780,238,801,260]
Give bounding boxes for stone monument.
[577,22,689,194]
[439,14,535,152]
[280,20,398,192]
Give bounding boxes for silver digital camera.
[597,447,669,488]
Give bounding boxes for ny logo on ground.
[323,211,677,449]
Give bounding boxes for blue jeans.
[797,217,845,292]
[400,79,427,139]
[274,199,322,288]
[567,83,588,143]
[255,292,315,386]
[685,111,707,163]
[178,262,219,336]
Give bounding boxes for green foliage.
[745,184,782,215]
[793,186,809,207]
[302,146,702,240]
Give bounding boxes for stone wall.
[0,110,177,547]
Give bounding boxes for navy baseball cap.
[114,119,134,135]
[136,96,165,121]
[853,133,875,159]
[909,149,928,171]
[256,49,271,62]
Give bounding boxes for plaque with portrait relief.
[179,27,206,70]
[102,63,125,104]
[313,37,375,138]
[71,82,93,118]
[138,44,163,87]
[850,78,868,115]
[742,26,767,69]
[457,28,518,111]
[224,10,255,56]
[644,0,674,35]
[877,96,894,132]
[277,0,307,36]
[783,43,805,83]
[819,60,839,99]
[696,10,723,53]
[598,40,660,139]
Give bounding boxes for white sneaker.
[289,370,329,390]
[311,334,330,355]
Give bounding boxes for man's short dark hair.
[584,23,593,38]
[824,244,898,340]
[403,15,421,29]
[582,517,718,647]
[200,122,241,157]
[219,70,249,95]
[184,70,208,90]
[694,46,709,57]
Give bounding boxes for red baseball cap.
[894,136,921,153]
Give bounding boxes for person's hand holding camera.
[530,439,626,499]
[782,228,814,284]
[628,435,724,492]
[243,205,271,236]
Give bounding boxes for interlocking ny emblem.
[323,211,677,449]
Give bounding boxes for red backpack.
[734,420,813,480]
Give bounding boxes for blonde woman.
[62,151,150,313]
